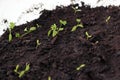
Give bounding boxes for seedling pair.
[15,26,36,38]
[71,19,84,32]
[14,63,30,78]
[8,22,15,42]
[48,20,67,37]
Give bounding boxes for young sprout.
[36,39,41,48]
[15,33,20,38]
[59,20,67,26]
[72,6,81,13]
[8,22,15,42]
[85,31,92,40]
[14,63,30,78]
[20,26,36,37]
[71,19,83,32]
[76,64,85,71]
[48,76,52,80]
[106,16,111,24]
[48,20,67,37]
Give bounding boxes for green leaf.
[29,27,36,31]
[14,65,19,72]
[9,33,12,42]
[77,24,83,28]
[25,64,30,72]
[24,27,28,32]
[19,71,25,78]
[76,19,81,23]
[15,33,20,38]
[51,24,57,30]
[71,26,77,32]
[52,31,58,37]
[76,64,85,71]
[48,30,52,37]
[76,9,81,12]
[59,20,67,25]
[48,76,51,80]
[58,28,64,31]
[9,22,15,30]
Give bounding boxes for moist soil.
[0,3,120,80]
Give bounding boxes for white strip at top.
[0,0,120,36]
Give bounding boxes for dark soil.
[0,3,120,80]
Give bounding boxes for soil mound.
[0,3,120,80]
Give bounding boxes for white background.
[0,0,120,36]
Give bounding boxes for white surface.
[0,0,120,36]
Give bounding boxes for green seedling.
[16,26,36,38]
[48,20,67,37]
[22,27,36,37]
[14,63,30,78]
[85,31,92,40]
[76,64,85,71]
[36,39,41,48]
[15,33,20,38]
[8,22,15,42]
[59,20,67,26]
[71,19,83,32]
[48,76,52,80]
[106,16,111,23]
[72,6,81,13]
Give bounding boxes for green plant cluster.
[8,22,37,42]
[48,20,67,37]
[14,64,30,78]
[8,17,94,78]
[71,19,84,32]
[16,26,36,38]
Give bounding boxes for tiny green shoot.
[14,63,30,78]
[8,22,15,42]
[85,31,92,40]
[36,39,41,48]
[59,20,67,26]
[72,6,81,13]
[106,16,111,24]
[15,33,20,38]
[71,19,83,32]
[48,76,52,80]
[48,20,67,37]
[76,64,85,71]
[15,27,36,38]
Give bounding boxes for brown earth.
[0,3,120,80]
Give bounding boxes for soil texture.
[0,3,120,80]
